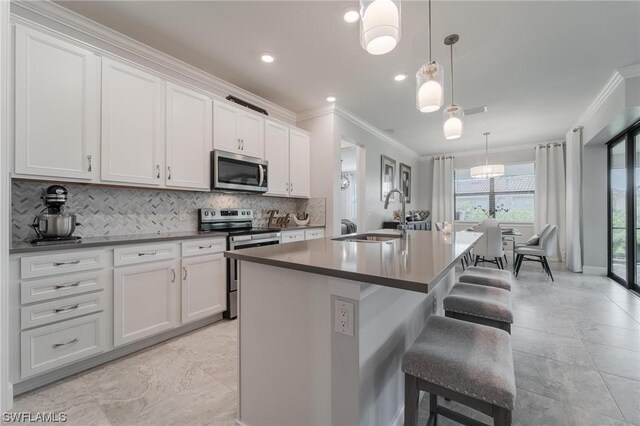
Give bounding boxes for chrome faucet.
[384,189,407,237]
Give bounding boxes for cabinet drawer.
[21,270,109,304]
[20,250,106,280]
[21,313,105,378]
[181,238,226,257]
[114,243,178,266]
[304,229,325,240]
[282,230,305,244]
[21,292,105,330]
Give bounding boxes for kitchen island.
[225,230,482,426]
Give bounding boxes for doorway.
[340,140,363,235]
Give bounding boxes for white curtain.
[565,129,583,272]
[535,144,566,261]
[431,156,454,224]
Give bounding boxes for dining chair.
[514,225,557,281]
[472,224,506,269]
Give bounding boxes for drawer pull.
[53,260,80,266]
[198,244,213,249]
[53,338,79,348]
[53,304,80,314]
[54,281,81,290]
[171,268,176,283]
[137,251,157,257]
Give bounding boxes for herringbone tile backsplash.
[12,181,325,243]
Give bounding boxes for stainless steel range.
[198,208,281,319]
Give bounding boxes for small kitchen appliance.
[211,150,268,193]
[31,185,81,245]
[198,208,281,319]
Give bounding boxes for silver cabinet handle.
[156,164,160,179]
[183,266,187,280]
[137,251,157,257]
[290,182,293,192]
[241,139,245,150]
[53,338,79,348]
[237,138,241,149]
[54,304,79,314]
[171,268,176,283]
[167,166,172,180]
[87,155,92,172]
[199,244,213,249]
[286,182,289,191]
[53,260,80,266]
[54,281,81,290]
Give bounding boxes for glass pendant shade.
[416,61,444,112]
[470,164,505,178]
[443,104,464,140]
[359,0,401,55]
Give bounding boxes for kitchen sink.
[333,233,403,243]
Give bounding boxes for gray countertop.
[225,230,482,293]
[10,231,229,254]
[280,224,325,231]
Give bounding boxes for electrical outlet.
[432,295,438,314]
[334,299,354,336]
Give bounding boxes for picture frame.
[380,155,396,202]
[399,163,412,204]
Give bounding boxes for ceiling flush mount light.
[394,74,407,82]
[260,53,275,63]
[471,132,505,178]
[359,0,401,55]
[343,9,360,23]
[443,34,464,140]
[326,96,337,102]
[416,0,443,113]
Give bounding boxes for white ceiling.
[56,1,640,155]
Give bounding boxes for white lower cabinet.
[113,259,180,347]
[282,230,305,244]
[181,253,226,323]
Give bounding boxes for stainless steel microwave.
[211,150,268,193]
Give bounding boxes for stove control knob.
[204,211,209,216]
[211,211,216,216]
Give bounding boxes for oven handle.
[258,164,264,187]
[230,237,281,249]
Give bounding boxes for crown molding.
[417,139,563,161]
[618,63,640,79]
[574,70,624,128]
[10,0,297,123]
[296,104,336,122]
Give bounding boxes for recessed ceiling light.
[260,53,275,63]
[394,74,407,82]
[326,96,337,103]
[343,9,360,23]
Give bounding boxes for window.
[454,163,535,223]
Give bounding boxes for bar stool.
[403,316,516,426]
[460,266,512,291]
[443,282,513,333]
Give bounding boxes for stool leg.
[429,393,438,426]
[493,406,512,426]
[404,374,419,426]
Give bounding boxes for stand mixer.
[31,185,81,245]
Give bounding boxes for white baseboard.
[583,265,607,275]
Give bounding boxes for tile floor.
[9,261,640,426]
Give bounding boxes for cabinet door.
[239,111,265,159]
[165,83,212,190]
[181,254,226,323]
[264,120,289,196]
[113,260,179,346]
[213,100,241,154]
[14,26,99,180]
[289,130,311,198]
[101,58,164,186]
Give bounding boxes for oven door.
[212,150,268,193]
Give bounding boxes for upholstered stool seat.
[444,283,513,333]
[402,316,516,426]
[460,266,512,291]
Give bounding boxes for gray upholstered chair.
[443,282,513,333]
[514,225,558,281]
[403,316,516,426]
[472,224,506,269]
[459,266,512,291]
[516,223,550,248]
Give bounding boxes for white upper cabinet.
[14,25,99,180]
[101,58,164,186]
[213,100,264,158]
[264,120,290,196]
[239,110,265,159]
[165,83,212,190]
[289,129,311,198]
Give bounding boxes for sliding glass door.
[607,122,640,292]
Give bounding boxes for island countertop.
[225,229,482,293]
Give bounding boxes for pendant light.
[470,132,505,178]
[416,0,443,113]
[443,34,464,140]
[359,0,401,55]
